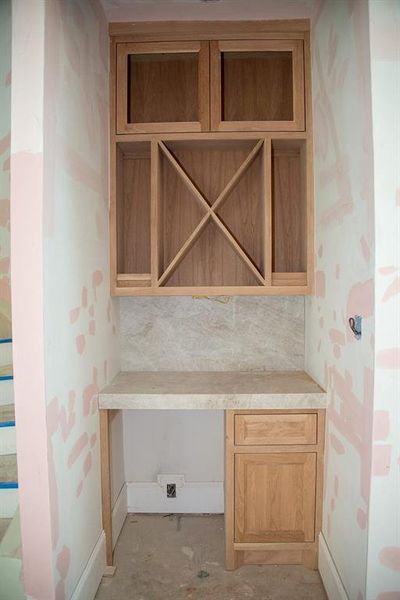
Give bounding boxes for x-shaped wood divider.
[157,139,266,286]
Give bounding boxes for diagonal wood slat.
[157,139,266,287]
[212,139,264,213]
[158,214,211,286]
[158,141,211,213]
[210,212,265,285]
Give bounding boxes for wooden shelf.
[111,135,309,295]
[109,22,314,296]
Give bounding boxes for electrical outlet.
[167,483,176,498]
[157,474,185,498]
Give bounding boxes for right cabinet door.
[211,40,305,132]
[235,452,316,543]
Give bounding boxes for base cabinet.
[225,410,325,570]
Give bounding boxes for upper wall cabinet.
[210,40,305,132]
[110,21,313,296]
[116,41,210,133]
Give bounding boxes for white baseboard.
[127,481,224,514]
[112,483,127,549]
[70,531,105,600]
[319,533,349,600]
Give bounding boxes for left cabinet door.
[116,41,210,134]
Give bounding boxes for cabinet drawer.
[234,413,317,446]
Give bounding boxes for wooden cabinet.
[225,410,325,570]
[110,20,313,296]
[210,40,305,131]
[116,41,210,134]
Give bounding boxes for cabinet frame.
[116,41,210,134]
[109,23,314,296]
[210,39,305,132]
[110,132,311,296]
[225,409,325,570]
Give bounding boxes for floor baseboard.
[70,531,106,600]
[318,533,349,600]
[127,481,224,514]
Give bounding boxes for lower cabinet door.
[234,452,316,543]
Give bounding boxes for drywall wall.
[42,1,120,597]
[11,0,120,598]
[0,0,11,339]
[120,295,304,510]
[99,0,315,22]
[366,2,400,598]
[306,1,375,598]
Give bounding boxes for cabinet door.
[210,40,304,132]
[235,453,316,543]
[116,41,209,134]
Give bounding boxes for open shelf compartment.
[157,139,267,288]
[113,135,309,295]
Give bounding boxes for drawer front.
[234,413,317,446]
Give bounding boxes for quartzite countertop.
[98,371,326,410]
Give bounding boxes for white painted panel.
[0,381,13,407]
[123,410,224,484]
[0,426,16,455]
[0,487,18,518]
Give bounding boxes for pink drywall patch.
[330,432,345,454]
[347,278,374,319]
[76,481,83,498]
[379,547,400,572]
[0,198,10,228]
[357,508,367,530]
[55,545,71,600]
[333,344,341,359]
[377,593,400,600]
[81,286,88,307]
[379,266,397,275]
[89,304,95,317]
[373,411,390,441]
[360,236,370,262]
[67,433,89,468]
[0,133,11,155]
[315,271,326,298]
[76,334,85,354]
[382,276,400,302]
[377,348,400,369]
[329,328,345,345]
[334,475,339,497]
[372,445,392,476]
[83,452,92,477]
[90,433,97,448]
[82,367,98,416]
[69,307,80,324]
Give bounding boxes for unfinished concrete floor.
[95,514,327,600]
